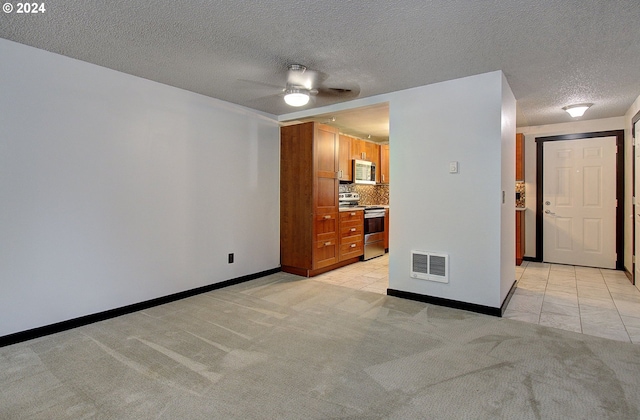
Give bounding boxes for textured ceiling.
[1,0,639,133]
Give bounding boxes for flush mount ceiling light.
[284,88,310,107]
[562,103,593,118]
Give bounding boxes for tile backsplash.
[340,183,389,205]
[516,181,525,208]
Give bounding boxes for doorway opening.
[631,111,640,284]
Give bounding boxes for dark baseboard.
[0,267,281,348]
[386,288,504,317]
[523,256,539,262]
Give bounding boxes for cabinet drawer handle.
[323,215,331,219]
[350,228,356,232]
[350,244,356,248]
[350,212,356,216]
[324,241,332,246]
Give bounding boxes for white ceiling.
[286,103,391,143]
[2,0,639,136]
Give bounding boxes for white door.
[543,137,617,268]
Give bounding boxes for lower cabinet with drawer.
[313,212,339,269]
[339,210,364,261]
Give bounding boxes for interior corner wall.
[517,117,625,264]
[0,39,281,337]
[388,71,508,309]
[500,74,517,302]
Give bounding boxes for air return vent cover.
[411,251,449,283]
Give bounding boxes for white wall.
[0,39,281,337]
[388,72,514,308]
[517,117,625,265]
[283,71,515,309]
[500,74,517,302]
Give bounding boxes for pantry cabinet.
[516,133,524,180]
[516,210,525,266]
[280,122,360,276]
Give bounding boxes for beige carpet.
[2,272,640,419]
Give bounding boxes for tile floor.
[312,255,640,344]
[312,253,390,295]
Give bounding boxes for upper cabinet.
[516,133,525,180]
[338,135,352,181]
[350,137,380,182]
[380,144,389,184]
[350,137,366,161]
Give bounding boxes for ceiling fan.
[283,64,360,107]
[240,64,360,108]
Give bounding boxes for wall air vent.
[411,250,449,283]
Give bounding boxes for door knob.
[545,210,556,215]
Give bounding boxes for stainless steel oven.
[363,206,385,260]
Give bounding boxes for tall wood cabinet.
[516,210,525,265]
[516,133,524,180]
[281,122,361,276]
[516,133,525,265]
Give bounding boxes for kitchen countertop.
[516,207,526,212]
[339,205,389,212]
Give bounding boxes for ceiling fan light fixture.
[284,88,310,107]
[562,103,593,118]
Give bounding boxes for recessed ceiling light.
[562,103,593,118]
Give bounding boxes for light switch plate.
[449,161,458,173]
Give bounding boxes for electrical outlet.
[449,161,458,174]
[228,253,234,264]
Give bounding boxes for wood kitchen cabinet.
[380,144,390,184]
[516,210,525,266]
[384,208,389,250]
[350,138,380,182]
[339,210,364,261]
[516,133,524,180]
[350,137,366,161]
[280,122,360,276]
[338,134,352,181]
[367,142,380,182]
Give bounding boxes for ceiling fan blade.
[316,84,361,99]
[236,79,284,92]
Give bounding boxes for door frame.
[632,111,640,283]
[535,130,625,269]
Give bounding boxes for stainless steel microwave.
[353,159,376,185]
